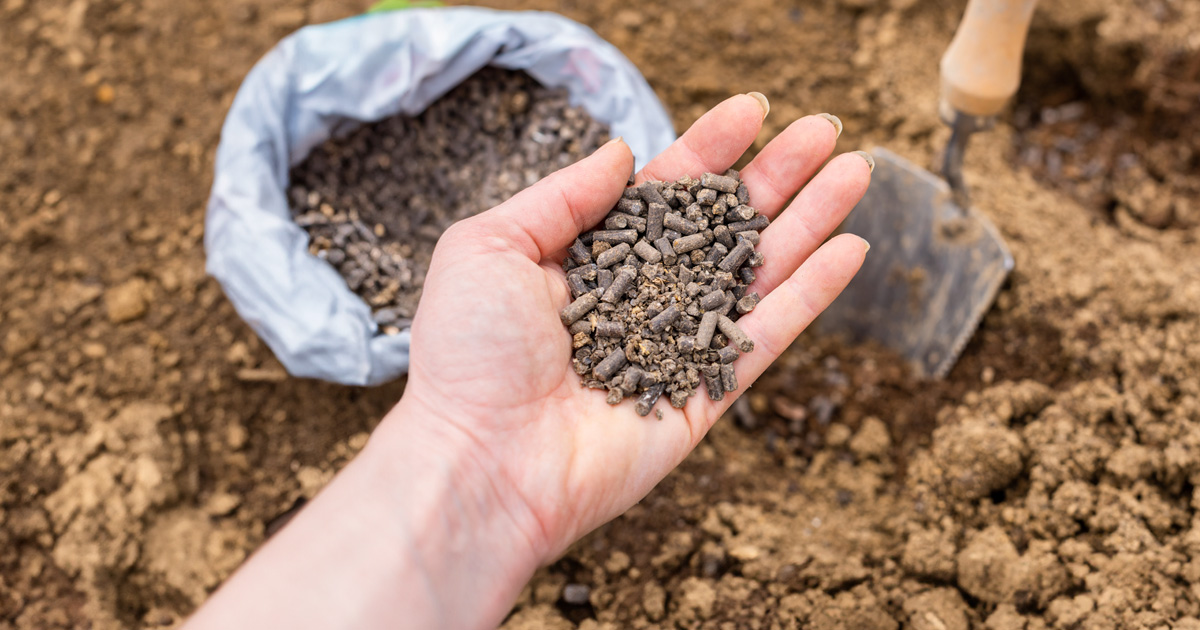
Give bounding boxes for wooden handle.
[940,0,1039,117]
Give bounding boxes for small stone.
[562,584,591,605]
[105,279,149,323]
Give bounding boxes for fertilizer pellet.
[717,315,755,353]
[596,243,631,268]
[561,171,768,415]
[560,294,599,325]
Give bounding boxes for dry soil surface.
[2,0,1199,629]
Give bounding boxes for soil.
[564,172,768,414]
[289,68,609,326]
[2,0,1199,629]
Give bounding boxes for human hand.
[385,93,872,563]
[183,94,873,630]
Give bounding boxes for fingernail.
[605,136,625,147]
[817,113,843,138]
[852,150,875,173]
[746,92,770,120]
[860,237,871,254]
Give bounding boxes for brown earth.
[1,0,1199,629]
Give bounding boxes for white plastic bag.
[205,7,675,386]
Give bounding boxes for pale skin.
[183,93,872,630]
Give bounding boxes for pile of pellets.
[559,171,767,417]
[287,68,610,331]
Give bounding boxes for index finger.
[636,93,769,183]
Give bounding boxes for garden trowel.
[818,0,1038,378]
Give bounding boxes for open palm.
[400,94,872,561]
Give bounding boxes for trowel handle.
[940,0,1039,118]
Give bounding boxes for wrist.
[361,394,544,626]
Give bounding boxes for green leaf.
[366,0,444,12]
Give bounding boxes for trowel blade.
[816,148,1013,379]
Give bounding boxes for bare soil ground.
[2,0,1198,628]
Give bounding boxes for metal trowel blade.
[816,147,1014,379]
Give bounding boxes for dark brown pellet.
[649,304,681,333]
[592,229,638,245]
[597,269,614,291]
[717,315,754,352]
[568,263,597,281]
[569,319,594,335]
[604,214,629,229]
[635,383,666,417]
[617,197,645,216]
[596,320,625,337]
[718,240,754,273]
[705,243,729,264]
[712,271,735,291]
[560,293,599,325]
[633,240,662,264]
[638,181,668,206]
[736,293,760,314]
[726,215,770,233]
[729,205,756,222]
[717,345,739,363]
[736,183,751,205]
[596,242,631,268]
[654,237,678,265]
[736,230,760,245]
[713,225,735,249]
[696,188,718,205]
[703,366,724,401]
[645,202,668,241]
[720,364,738,392]
[567,273,590,298]
[679,336,697,353]
[696,310,719,349]
[621,366,646,394]
[748,251,765,267]
[663,212,699,235]
[622,187,641,200]
[700,173,740,193]
[663,229,682,242]
[699,291,726,311]
[593,348,628,380]
[602,266,636,303]
[672,233,710,254]
[606,387,624,405]
[719,292,736,316]
[739,267,756,284]
[568,239,591,265]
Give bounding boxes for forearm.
[184,398,541,630]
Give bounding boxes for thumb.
[474,137,634,261]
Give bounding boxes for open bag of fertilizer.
[205,7,675,386]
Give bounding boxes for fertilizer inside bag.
[205,8,676,386]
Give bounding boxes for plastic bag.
[205,7,675,386]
